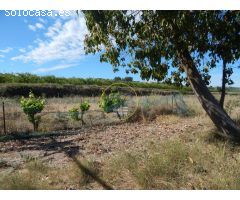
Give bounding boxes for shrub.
[20,91,45,131]
[69,101,90,125]
[80,101,91,112]
[99,91,126,113]
[68,107,80,121]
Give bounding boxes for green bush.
[68,107,80,121]
[20,91,45,131]
[68,101,90,125]
[80,101,91,112]
[99,91,126,113]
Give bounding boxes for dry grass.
[182,95,205,115]
[0,157,101,190]
[1,123,240,190]
[101,127,240,189]
[127,105,174,122]
[0,93,240,189]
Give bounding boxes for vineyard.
[0,91,189,135]
[1,74,239,98]
[0,73,188,90]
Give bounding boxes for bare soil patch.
[0,115,202,171]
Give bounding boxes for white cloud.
[19,48,26,53]
[0,47,13,53]
[44,20,62,38]
[33,63,77,73]
[36,23,44,29]
[28,24,36,31]
[12,14,88,64]
[28,22,45,31]
[38,18,47,24]
[0,54,5,58]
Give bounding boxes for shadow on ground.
[0,129,114,190]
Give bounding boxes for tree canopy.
[82,10,240,138]
[83,11,240,85]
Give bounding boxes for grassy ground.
[0,94,240,189]
[1,115,240,189]
[0,94,183,134]
[102,126,240,189]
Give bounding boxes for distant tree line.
[113,76,133,82]
[0,73,189,91]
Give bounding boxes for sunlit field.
[0,93,240,189]
[1,9,240,191]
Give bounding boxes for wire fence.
[0,106,119,135]
[0,93,188,135]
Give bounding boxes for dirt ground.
[0,115,205,173]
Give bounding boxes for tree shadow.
[0,131,114,190]
[0,122,121,143]
[49,137,113,190]
[0,130,80,143]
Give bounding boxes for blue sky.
[0,10,239,87]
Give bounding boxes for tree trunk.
[219,60,227,109]
[80,111,85,125]
[180,50,240,139]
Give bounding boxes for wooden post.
[172,94,174,112]
[2,101,6,134]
